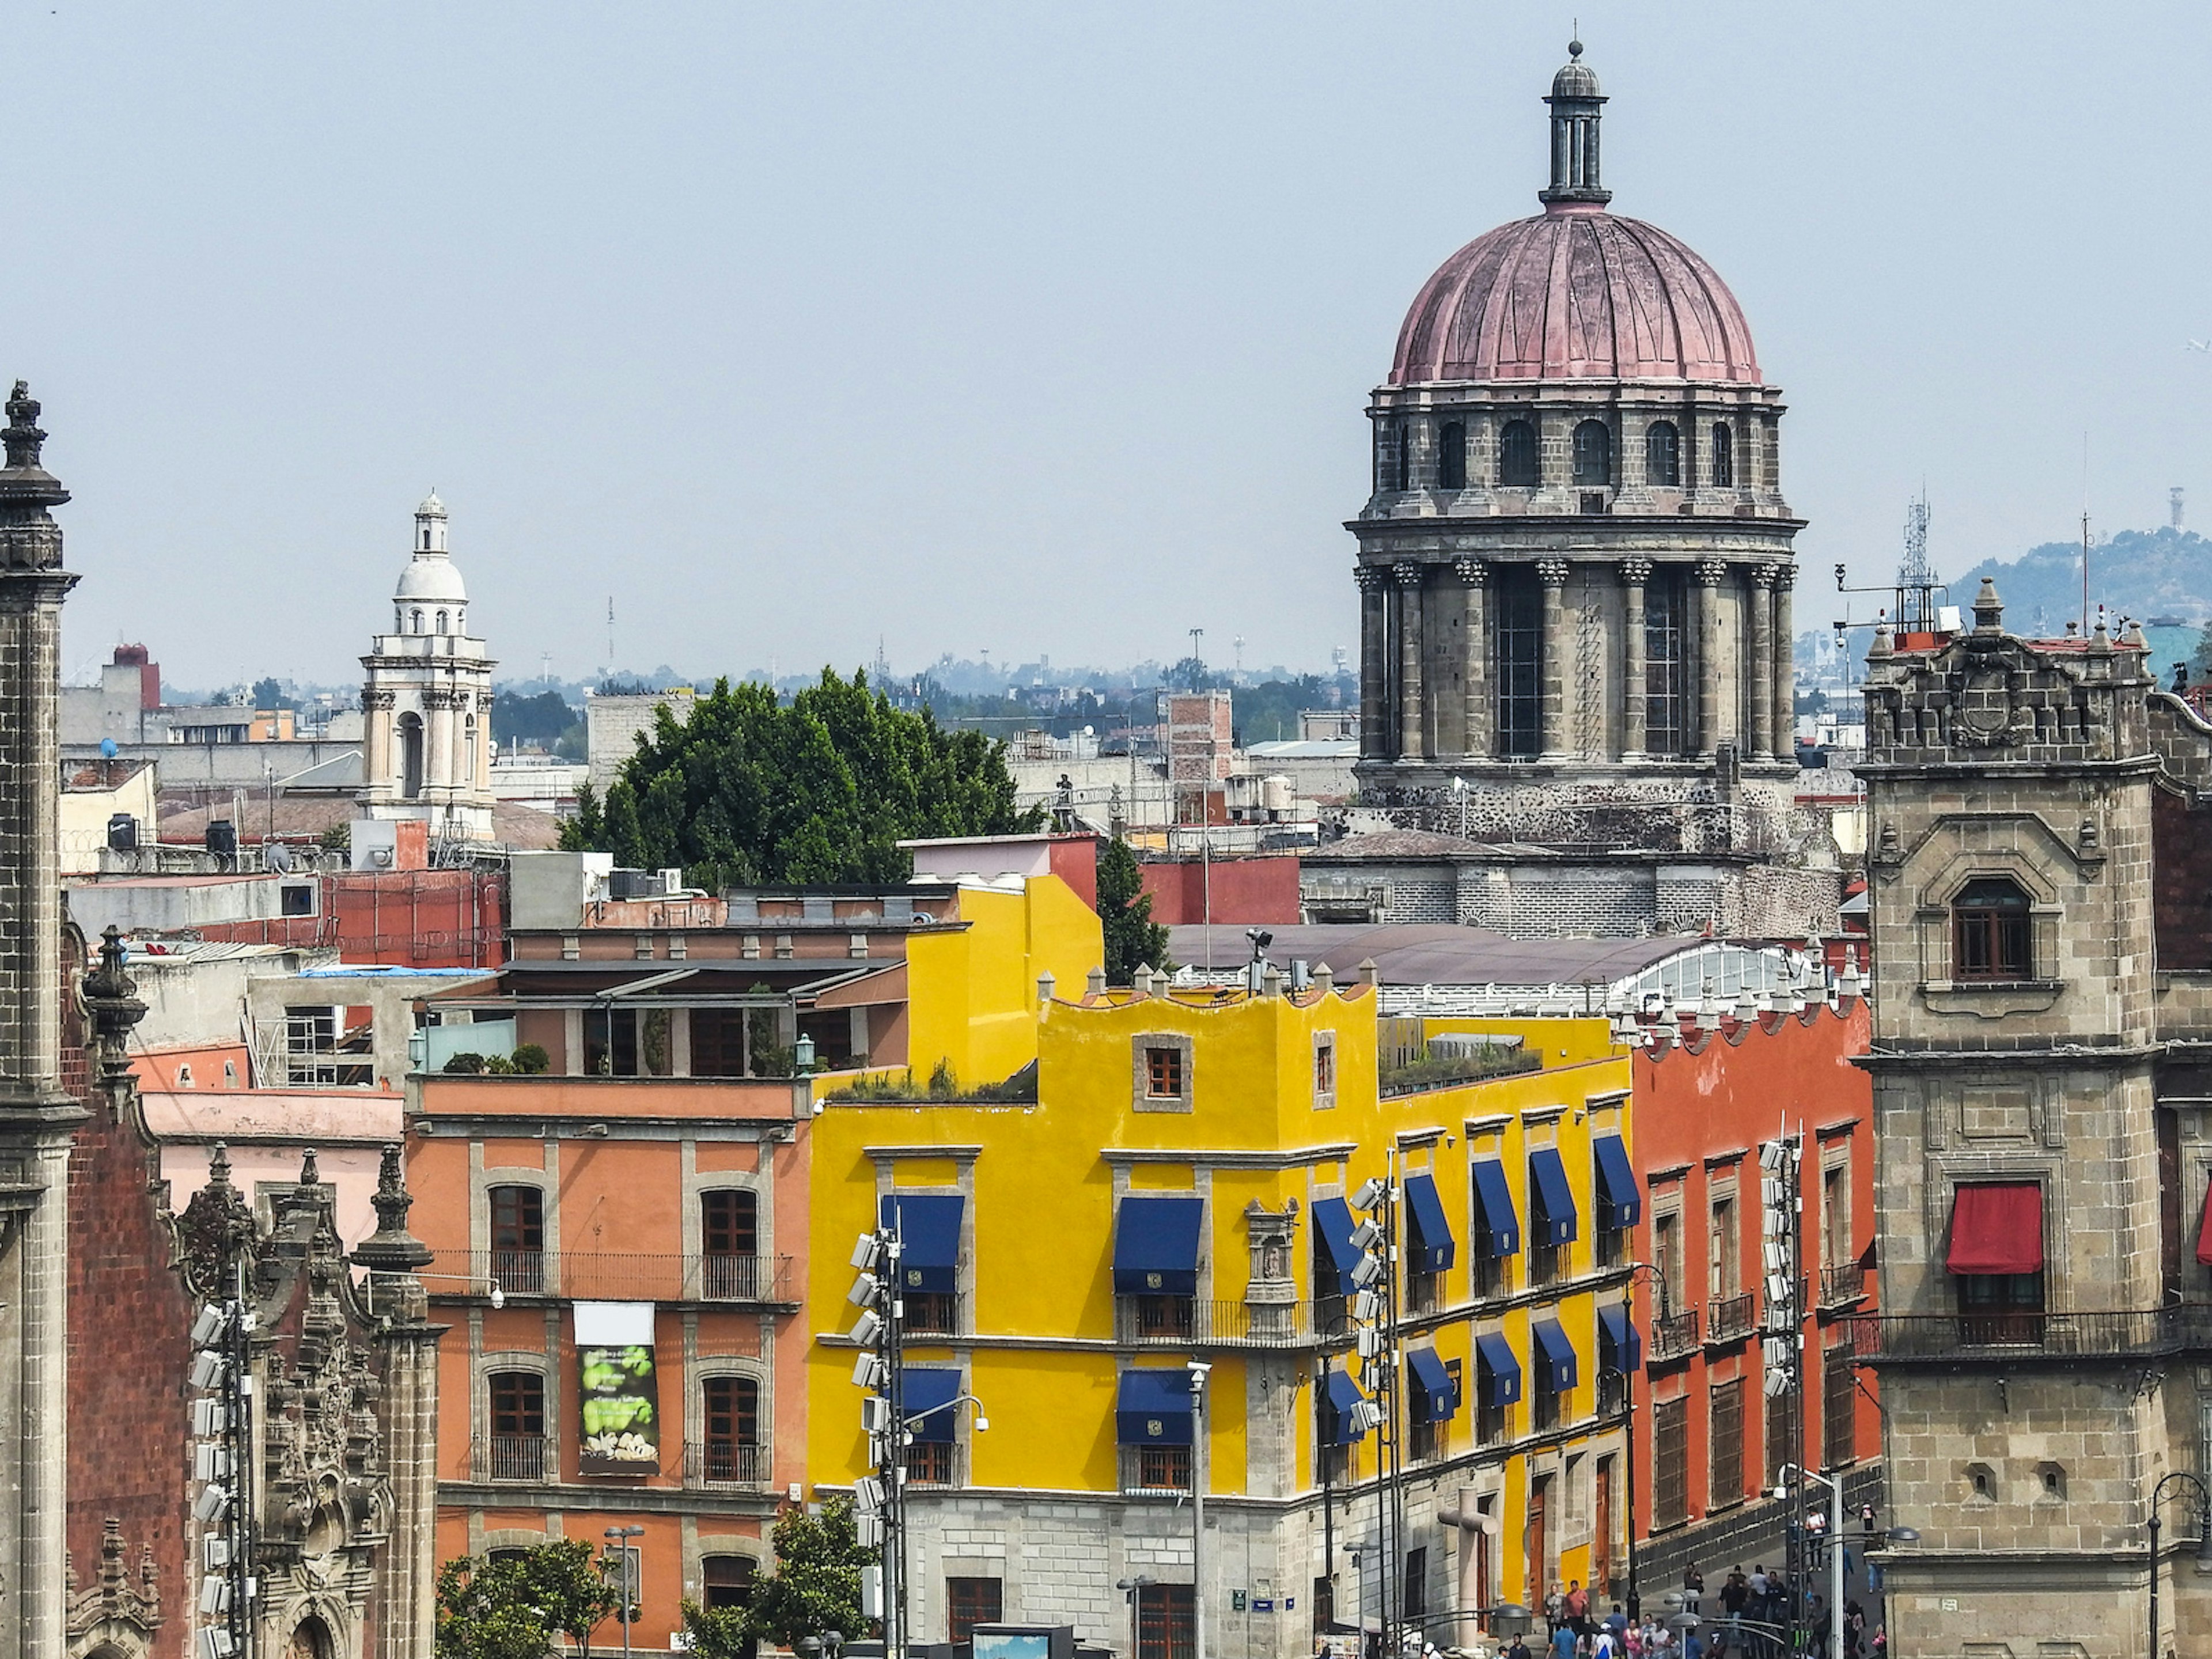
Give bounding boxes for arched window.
[436,610,449,635]
[1438,422,1467,491]
[422,525,433,551]
[702,1376,762,1482]
[1711,423,1734,487]
[411,608,423,633]
[398,713,426,801]
[1645,422,1681,487]
[489,1183,545,1291]
[701,1555,757,1613]
[1953,878,2032,981]
[1573,420,1611,487]
[486,1370,547,1480]
[702,1188,760,1298]
[1392,421,1411,493]
[1498,420,1539,488]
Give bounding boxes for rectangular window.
[1709,1194,1738,1300]
[702,1556,755,1613]
[1135,1294,1195,1340]
[1653,1396,1689,1529]
[489,1184,546,1294]
[1313,1037,1335,1103]
[906,1440,955,1486]
[1823,1164,1848,1269]
[702,1188,760,1298]
[1953,879,2032,981]
[690,1007,752,1078]
[1135,1444,1191,1490]
[1645,569,1690,756]
[487,1371,546,1482]
[1137,1584,1195,1659]
[1593,1456,1614,1597]
[1710,1378,1745,1508]
[1654,1207,1684,1315]
[1823,1341,1857,1468]
[1957,1271,2045,1343]
[703,1375,760,1483]
[947,1578,1003,1642]
[1495,566,1543,759]
[1402,1547,1427,1622]
[905,1292,959,1336]
[1146,1046,1183,1098]
[1765,1389,1791,1494]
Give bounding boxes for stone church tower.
[0,382,89,1659]
[1857,583,2212,1655]
[358,493,497,842]
[1352,43,1804,854]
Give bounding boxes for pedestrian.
[1844,1599,1866,1658]
[1545,1585,1564,1639]
[1592,1625,1618,1659]
[1551,1613,1580,1659]
[1566,1579,1590,1629]
[1605,1603,1629,1638]
[1681,1562,1705,1615]
[1504,1637,1531,1659]
[1720,1569,1747,1623]
[1871,1623,1887,1657]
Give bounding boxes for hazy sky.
[18,3,2212,690]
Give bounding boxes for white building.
[358,493,497,840]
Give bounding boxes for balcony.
[1853,1306,2212,1362]
[1706,1291,1756,1347]
[1650,1308,1700,1362]
[473,1433,556,1483]
[1819,1262,1868,1309]
[427,1249,797,1306]
[1112,1296,1351,1349]
[681,1441,772,1488]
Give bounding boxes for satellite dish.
[266,841,293,873]
[99,738,118,758]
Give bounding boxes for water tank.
[107,813,138,853]
[205,820,237,857]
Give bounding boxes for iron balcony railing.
[680,1441,771,1487]
[1853,1306,2212,1361]
[1112,1296,1353,1348]
[1819,1262,1868,1308]
[472,1433,556,1484]
[1651,1308,1700,1361]
[429,1249,796,1305]
[1707,1291,1756,1346]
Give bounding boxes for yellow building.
[807,966,1640,1656]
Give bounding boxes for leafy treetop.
[436,1540,620,1659]
[1097,836,1169,986]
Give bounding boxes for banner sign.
[575,1302,660,1475]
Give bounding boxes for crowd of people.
[1479,1563,1882,1658]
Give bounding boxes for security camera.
[1187,1361,1212,1379]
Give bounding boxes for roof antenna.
[2081,431,2091,636]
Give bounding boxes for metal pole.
[1192,1370,1207,1659]
[1623,1357,1639,1624]
[623,1545,635,1659]
[1828,1471,1844,1659]
[2150,1508,2160,1659]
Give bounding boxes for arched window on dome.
[1438,422,1467,491]
[1645,422,1681,487]
[411,609,423,634]
[1711,423,1734,487]
[436,610,449,635]
[1573,421,1611,487]
[1498,421,1539,488]
[422,524,433,552]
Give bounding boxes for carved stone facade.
[1855,581,2212,1657]
[1343,47,1832,937]
[357,494,497,842]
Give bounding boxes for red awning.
[2196,1186,2212,1268]
[1946,1183,2043,1275]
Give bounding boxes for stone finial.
[1260,964,1283,1001]
[1085,965,1107,1000]
[1357,957,1381,989]
[3,380,46,471]
[1312,961,1335,998]
[1036,970,1056,1006]
[355,1141,433,1288]
[81,925,147,1073]
[298,1147,321,1188]
[1972,577,2003,632]
[1868,619,1893,660]
[1133,963,1153,998]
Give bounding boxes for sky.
[16,2,2212,690]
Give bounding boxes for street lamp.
[603,1524,645,1659]
[1187,1361,1210,1659]
[1116,1575,1157,1659]
[1774,1465,1847,1658]
[1611,1261,1664,1623]
[2149,1471,2212,1659]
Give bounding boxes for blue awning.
[1532,1317,1578,1393]
[903,1367,964,1443]
[1475,1332,1521,1407]
[1116,1369,1195,1446]
[1470,1161,1521,1256]
[1322,1369,1370,1444]
[880,1193,964,1296]
[1113,1196,1204,1296]
[1408,1348,1459,1423]
[1313,1195,1363,1296]
[1403,1173,1456,1273]
[1593,1137,1642,1229]
[1597,1302,1642,1375]
[1529,1149,1578,1246]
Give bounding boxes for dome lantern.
[1539,37,1610,209]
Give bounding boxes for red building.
[1626,990,1879,1597]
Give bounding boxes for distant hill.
[1952,525,2212,635]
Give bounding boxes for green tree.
[435,1540,620,1659]
[1097,836,1168,985]
[493,688,582,749]
[740,1496,872,1650]
[249,675,298,710]
[676,1599,756,1659]
[559,670,1043,888]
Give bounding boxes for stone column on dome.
[426,688,453,812]
[1694,559,1727,756]
[1456,558,1489,759]
[363,689,395,797]
[1619,559,1652,759]
[1748,563,1777,759]
[1395,562,1425,761]
[1771,565,1796,758]
[1536,559,1571,759]
[1356,567,1388,760]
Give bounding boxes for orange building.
[409,1069,815,1633]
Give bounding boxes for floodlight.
[194,1445,230,1483]
[857,1514,883,1549]
[191,1305,226,1347]
[1759,1140,1787,1172]
[200,1575,231,1615]
[1767,1272,1791,1305]
[1764,1369,1790,1399]
[1350,1219,1383,1251]
[192,1397,228,1438]
[202,1628,237,1659]
[1353,1288,1383,1323]
[189,1351,225,1391]
[847,1271,880,1308]
[1351,1178,1387,1211]
[851,1352,884,1390]
[861,1397,892,1434]
[854,1475,885,1512]
[1357,1328,1382,1359]
[193,1484,231,1524]
[1351,1255,1385,1289]
[850,1309,882,1347]
[1763,1241,1789,1273]
[852,1233,882,1271]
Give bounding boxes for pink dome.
[1389,206,1761,385]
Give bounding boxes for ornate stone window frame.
[1132,1032,1195,1114]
